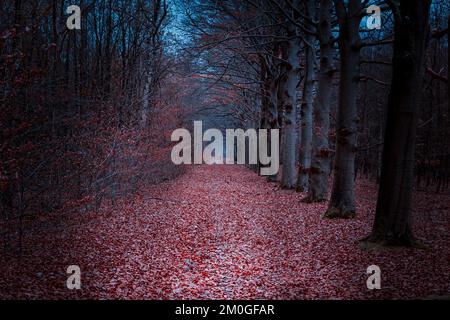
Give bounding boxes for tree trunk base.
[323,206,356,219]
[301,195,327,203]
[281,184,295,190]
[359,231,416,249]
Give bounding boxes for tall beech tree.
[324,0,364,218]
[281,0,302,189]
[306,0,336,202]
[296,0,317,192]
[364,0,432,246]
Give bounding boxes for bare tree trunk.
[103,0,113,96]
[363,0,431,246]
[306,0,335,202]
[141,0,167,128]
[281,22,301,189]
[265,54,282,182]
[325,0,362,218]
[141,73,152,128]
[297,0,316,192]
[141,37,158,128]
[259,56,275,176]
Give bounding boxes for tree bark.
[141,0,167,128]
[259,56,278,179]
[364,0,431,246]
[281,21,301,189]
[306,0,335,202]
[325,0,362,218]
[297,0,316,192]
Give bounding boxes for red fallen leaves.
[0,165,449,300]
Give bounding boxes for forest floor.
[1,165,449,299]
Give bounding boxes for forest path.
[94,164,331,299]
[158,165,309,299]
[99,164,448,300]
[83,164,375,299]
[2,165,450,299]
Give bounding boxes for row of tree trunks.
[211,0,437,249]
